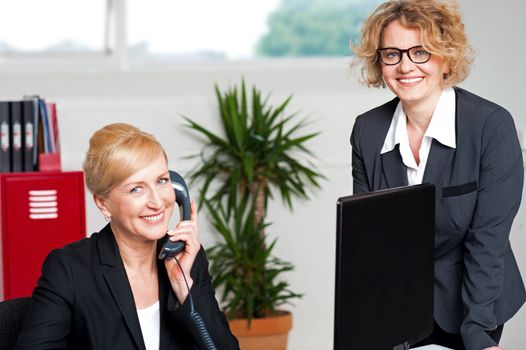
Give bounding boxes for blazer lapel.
[157,240,171,349]
[381,145,408,188]
[423,87,461,187]
[97,225,146,350]
[422,139,455,186]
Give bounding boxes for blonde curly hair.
[352,0,474,87]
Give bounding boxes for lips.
[141,212,164,222]
[398,77,424,84]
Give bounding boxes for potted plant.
[184,80,323,349]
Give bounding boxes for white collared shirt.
[380,87,457,185]
[137,300,160,350]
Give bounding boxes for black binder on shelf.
[1,95,61,173]
[0,101,11,172]
[334,184,435,350]
[9,101,23,172]
[22,99,37,171]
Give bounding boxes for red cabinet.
[0,171,86,300]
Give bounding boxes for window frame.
[0,0,124,70]
[0,0,357,72]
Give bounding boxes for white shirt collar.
[426,87,456,149]
[381,87,456,154]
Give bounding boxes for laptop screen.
[334,184,435,350]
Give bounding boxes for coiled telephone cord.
[173,256,218,350]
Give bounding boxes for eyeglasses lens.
[379,46,430,65]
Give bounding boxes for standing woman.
[16,123,239,349]
[351,0,525,349]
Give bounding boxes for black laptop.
[334,184,435,350]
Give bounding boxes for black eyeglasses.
[377,45,431,65]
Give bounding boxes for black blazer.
[15,224,239,350]
[350,87,526,349]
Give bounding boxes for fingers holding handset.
[167,201,199,255]
[164,201,200,302]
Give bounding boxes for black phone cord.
[173,256,218,350]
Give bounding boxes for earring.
[104,216,111,222]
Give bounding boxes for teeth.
[399,77,423,83]
[142,213,163,221]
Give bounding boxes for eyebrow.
[122,171,170,188]
[379,45,424,50]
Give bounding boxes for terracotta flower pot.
[228,311,293,350]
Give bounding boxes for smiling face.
[95,153,175,244]
[380,19,449,111]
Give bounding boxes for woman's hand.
[484,347,504,350]
[164,201,200,304]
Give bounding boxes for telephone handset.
[158,171,218,349]
[158,170,191,260]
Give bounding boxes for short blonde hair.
[83,123,167,197]
[352,0,474,87]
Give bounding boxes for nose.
[147,187,163,209]
[398,52,415,73]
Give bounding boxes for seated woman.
[16,123,239,349]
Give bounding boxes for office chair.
[0,297,32,350]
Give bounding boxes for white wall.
[460,1,526,348]
[0,0,524,348]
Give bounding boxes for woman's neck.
[403,103,433,133]
[401,88,443,132]
[112,226,159,308]
[402,90,443,165]
[112,228,157,272]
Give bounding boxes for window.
[127,0,280,60]
[0,0,384,67]
[0,0,108,54]
[127,0,383,60]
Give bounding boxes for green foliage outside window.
[256,0,383,57]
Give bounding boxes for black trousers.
[412,321,503,349]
